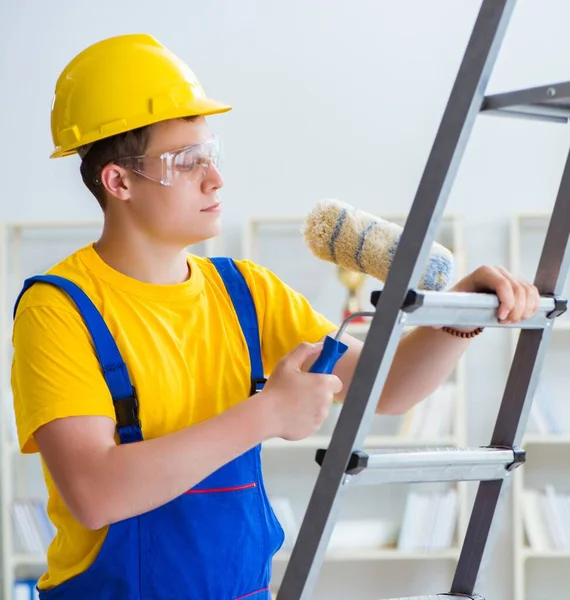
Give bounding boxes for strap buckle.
[114,387,141,429]
[250,377,267,395]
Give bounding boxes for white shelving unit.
[509,213,570,600]
[242,211,471,599]
[0,220,220,600]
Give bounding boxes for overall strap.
[13,275,143,444]
[209,258,265,394]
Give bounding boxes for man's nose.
[201,162,223,192]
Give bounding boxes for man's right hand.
[257,342,343,441]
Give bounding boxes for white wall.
[2,1,570,598]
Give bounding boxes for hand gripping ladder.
[275,1,570,599]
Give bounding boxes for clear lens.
[169,136,221,185]
[116,135,221,187]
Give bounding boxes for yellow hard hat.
[50,33,232,158]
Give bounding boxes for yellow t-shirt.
[11,243,337,590]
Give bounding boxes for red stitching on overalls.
[184,482,258,494]
[234,586,270,599]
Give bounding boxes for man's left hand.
[451,265,541,324]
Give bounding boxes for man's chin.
[183,228,221,250]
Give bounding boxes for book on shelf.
[269,496,399,554]
[523,485,570,551]
[526,378,567,436]
[397,488,458,551]
[11,498,54,557]
[397,381,455,440]
[271,491,457,556]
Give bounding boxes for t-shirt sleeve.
[238,260,339,375]
[11,305,117,454]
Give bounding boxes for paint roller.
[303,198,455,375]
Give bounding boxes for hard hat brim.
[50,97,232,159]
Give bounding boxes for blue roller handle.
[309,335,349,374]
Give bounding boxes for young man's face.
[111,116,224,248]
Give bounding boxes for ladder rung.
[316,447,525,485]
[481,80,570,124]
[370,289,566,329]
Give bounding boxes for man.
[11,33,540,599]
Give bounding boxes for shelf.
[481,81,570,124]
[522,549,570,560]
[274,547,460,562]
[263,435,459,450]
[12,554,46,567]
[0,214,468,599]
[522,434,570,446]
[510,209,570,600]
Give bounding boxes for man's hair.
[78,116,198,211]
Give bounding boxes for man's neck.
[93,229,190,286]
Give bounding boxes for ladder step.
[480,80,570,124]
[370,289,566,329]
[315,446,525,485]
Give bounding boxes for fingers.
[494,265,540,324]
[486,266,516,322]
[326,374,344,396]
[309,370,343,395]
[494,266,526,323]
[279,342,343,395]
[285,341,324,368]
[518,279,541,320]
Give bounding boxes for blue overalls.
[13,257,285,600]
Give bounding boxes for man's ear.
[99,163,132,201]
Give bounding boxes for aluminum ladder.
[275,1,570,598]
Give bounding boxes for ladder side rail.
[276,2,517,598]
[450,141,570,595]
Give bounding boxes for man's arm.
[323,326,469,414]
[35,401,270,530]
[33,341,341,531]
[12,300,342,531]
[324,265,541,414]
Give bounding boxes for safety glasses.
[114,135,221,187]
